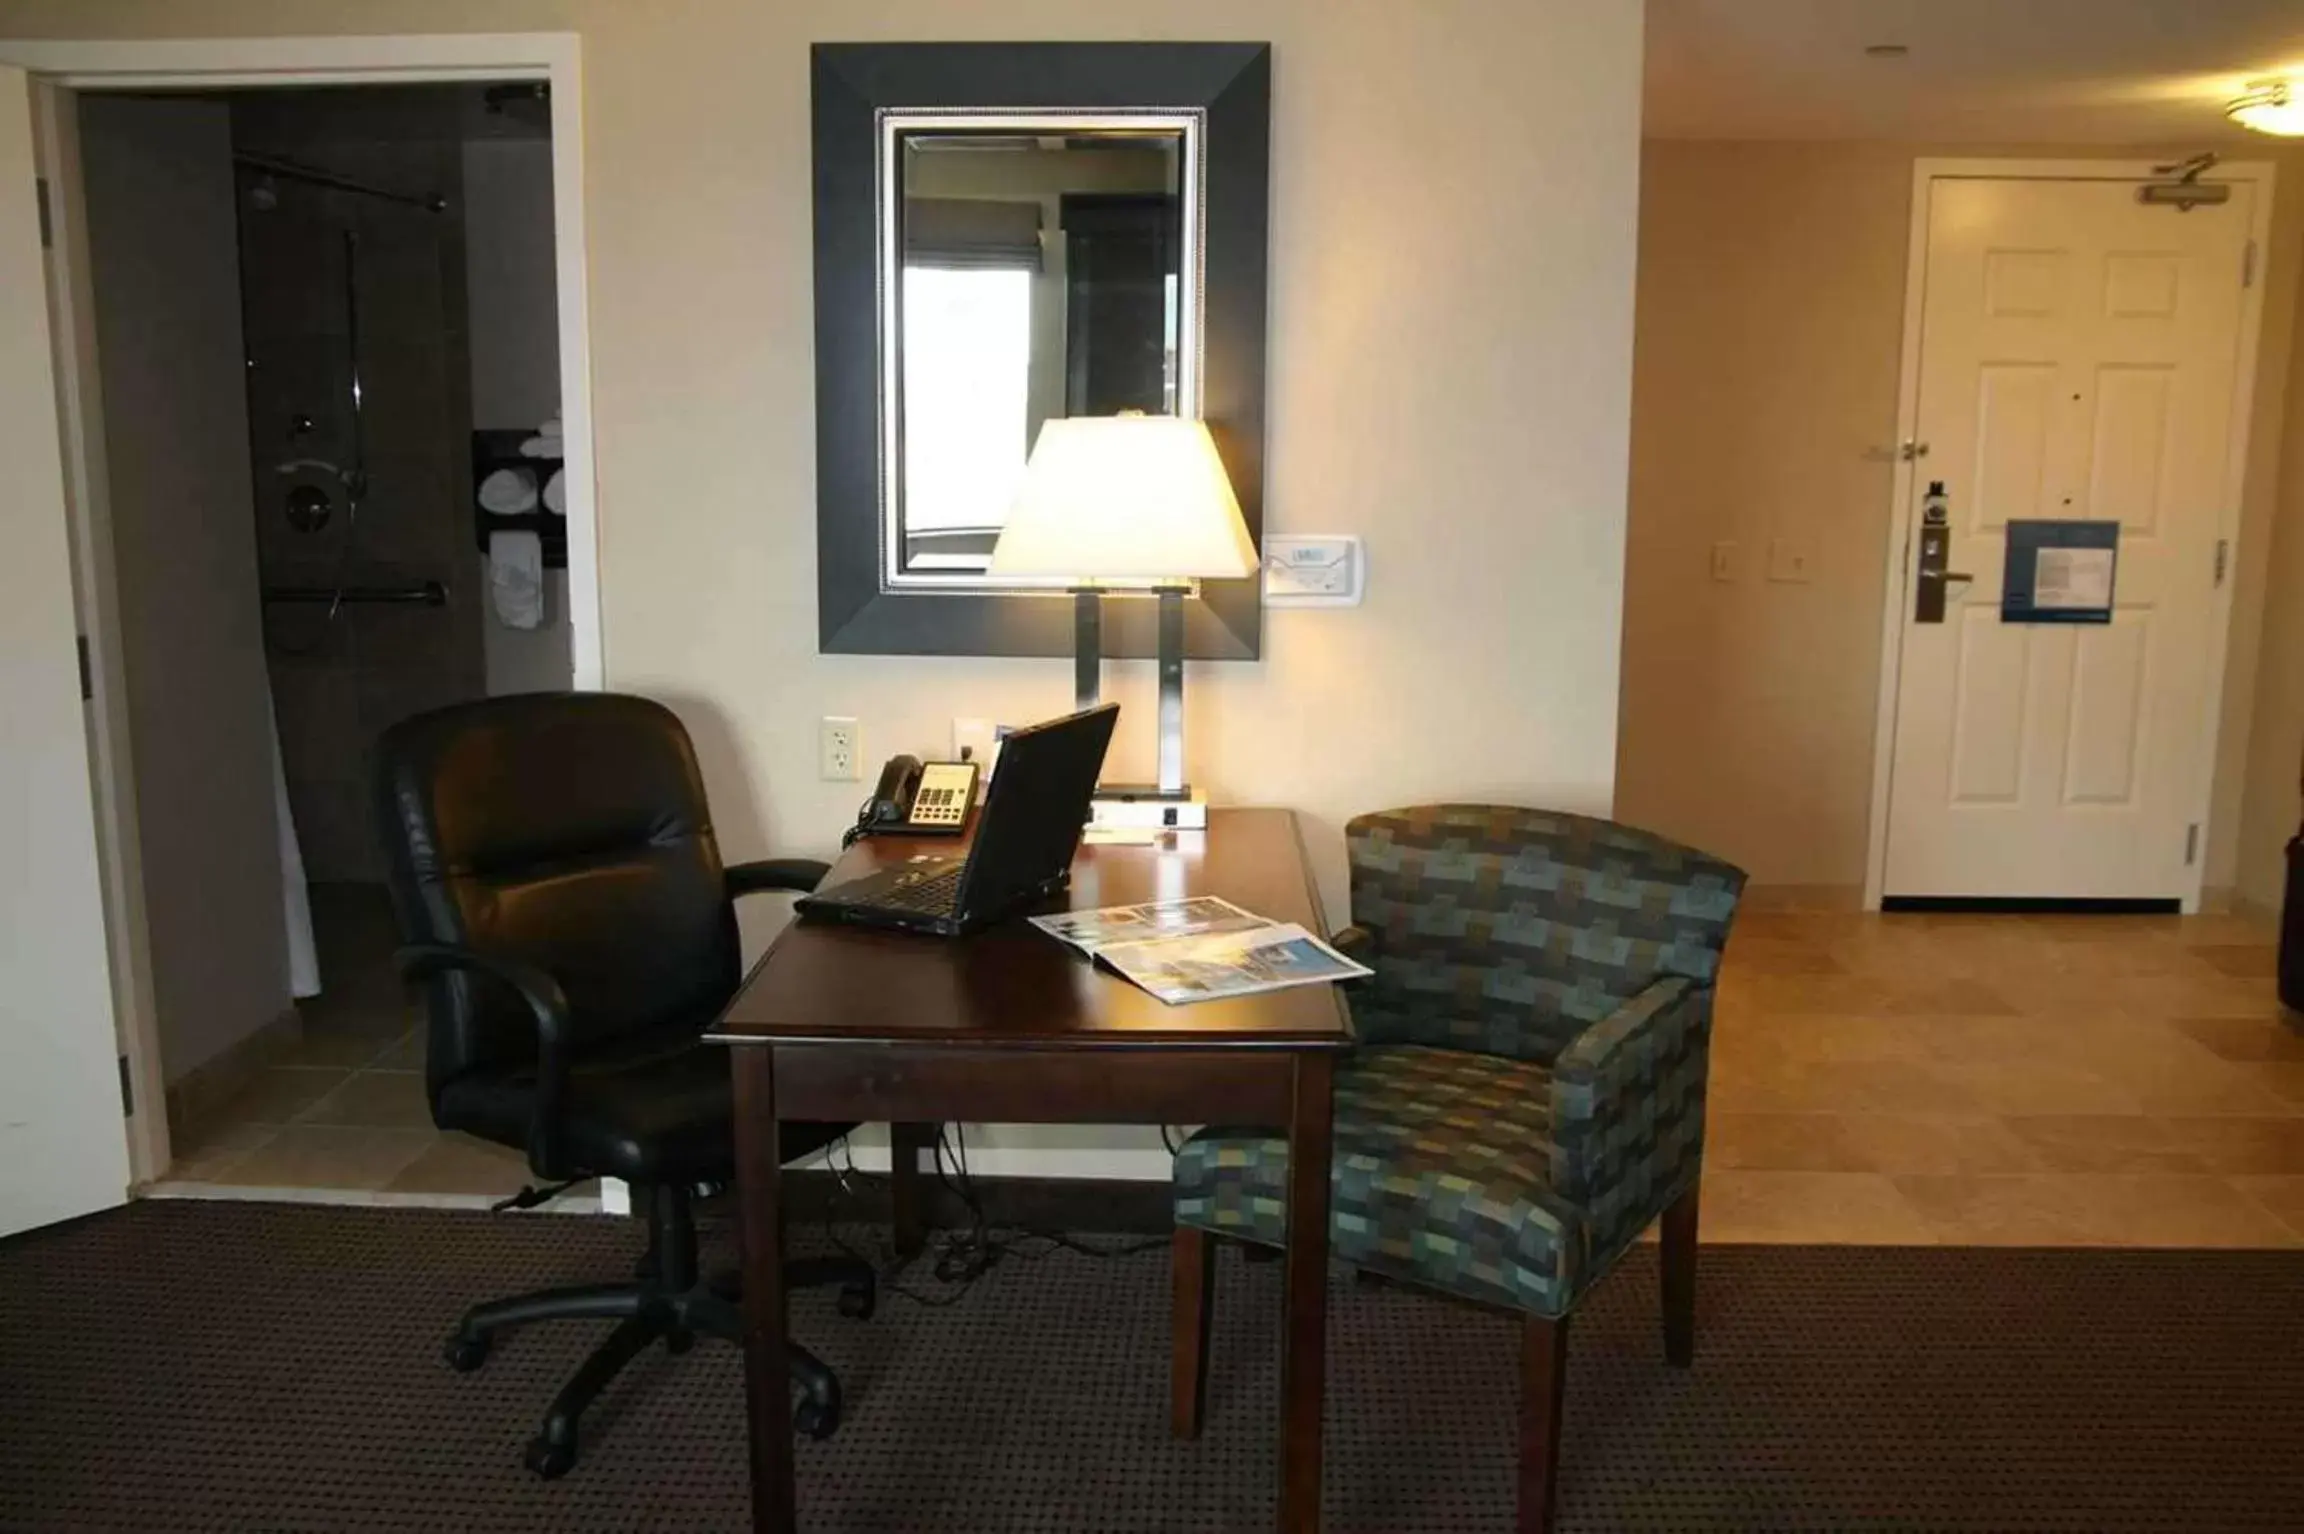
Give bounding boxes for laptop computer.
[795,702,1119,937]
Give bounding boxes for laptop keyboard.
[875,864,963,915]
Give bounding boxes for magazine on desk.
[1031,897,1371,1006]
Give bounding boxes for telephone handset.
[847,753,980,843]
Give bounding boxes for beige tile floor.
[163,889,2304,1245]
[1701,905,2304,1246]
[159,883,533,1204]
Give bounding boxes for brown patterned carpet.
[3,1199,2303,1531]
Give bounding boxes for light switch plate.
[1768,537,1814,584]
[1263,535,1365,607]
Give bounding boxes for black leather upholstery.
[374,692,837,1184]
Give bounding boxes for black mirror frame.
[812,42,1271,660]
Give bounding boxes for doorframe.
[0,33,604,1186]
[1861,156,2279,913]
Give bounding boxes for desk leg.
[889,1121,934,1258]
[1278,1052,1334,1533]
[732,1046,795,1534]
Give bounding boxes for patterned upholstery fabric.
[1175,806,1744,1318]
[1346,804,1742,1065]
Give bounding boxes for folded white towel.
[489,530,545,630]
[542,467,566,516]
[477,465,539,515]
[518,417,566,460]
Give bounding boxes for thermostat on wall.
[1262,535,1365,607]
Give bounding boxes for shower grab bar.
[234,152,447,214]
[263,582,447,608]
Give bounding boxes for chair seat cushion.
[436,1025,847,1185]
[1174,1046,1588,1316]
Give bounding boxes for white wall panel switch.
[1767,537,1814,584]
[1263,535,1365,607]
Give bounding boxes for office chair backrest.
[373,692,741,1100]
[1345,804,1746,1065]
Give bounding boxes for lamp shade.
[987,416,1257,583]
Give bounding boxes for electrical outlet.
[819,716,860,781]
[1710,541,1741,583]
[952,717,997,766]
[1768,537,1814,584]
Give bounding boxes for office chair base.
[441,1184,873,1476]
[456,1280,854,1475]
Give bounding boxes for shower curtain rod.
[233,151,448,214]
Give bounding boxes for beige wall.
[80,95,292,1082]
[2238,244,2304,908]
[1620,140,2304,895]
[0,0,1646,1176]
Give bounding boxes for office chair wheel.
[837,1277,876,1321]
[443,1332,491,1373]
[524,1433,578,1480]
[793,1390,842,1441]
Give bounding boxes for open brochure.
[1031,898,1371,1006]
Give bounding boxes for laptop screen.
[953,703,1119,918]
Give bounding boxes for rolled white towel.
[542,467,566,516]
[518,417,566,459]
[477,465,539,515]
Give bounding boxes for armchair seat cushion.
[1174,1045,1593,1316]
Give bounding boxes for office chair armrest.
[1547,976,1709,1258]
[396,942,577,1179]
[726,858,832,899]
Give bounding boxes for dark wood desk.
[710,807,1353,1533]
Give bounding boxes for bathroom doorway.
[72,80,574,1203]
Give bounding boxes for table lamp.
[988,415,1256,829]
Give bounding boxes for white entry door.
[0,65,132,1236]
[1882,174,2255,902]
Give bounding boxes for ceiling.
[1645,0,2304,143]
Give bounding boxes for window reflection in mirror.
[894,128,1187,578]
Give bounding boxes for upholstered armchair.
[1169,805,1746,1533]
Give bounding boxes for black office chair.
[372,691,875,1478]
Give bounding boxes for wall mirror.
[814,43,1270,659]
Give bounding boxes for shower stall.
[234,93,484,886]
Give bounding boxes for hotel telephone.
[848,754,979,842]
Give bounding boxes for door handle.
[1916,526,1963,624]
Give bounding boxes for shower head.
[483,81,552,132]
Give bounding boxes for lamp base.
[1089,785,1209,832]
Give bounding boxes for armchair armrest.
[1547,976,1710,1258]
[396,942,575,1179]
[726,858,831,899]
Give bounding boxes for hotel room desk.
[710,807,1353,1533]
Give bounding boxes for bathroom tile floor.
[155,883,536,1207]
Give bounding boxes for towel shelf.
[263,582,447,608]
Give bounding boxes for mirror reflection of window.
[900,264,1033,567]
[895,129,1186,577]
